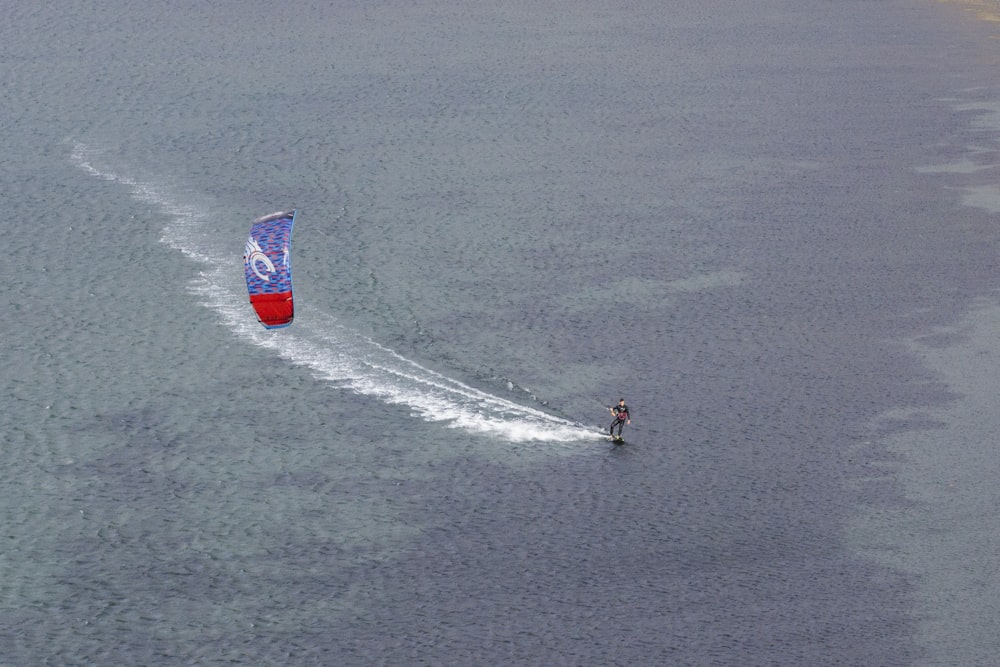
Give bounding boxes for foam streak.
[70,143,596,443]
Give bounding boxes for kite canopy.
[244,210,295,328]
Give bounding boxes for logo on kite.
[245,237,276,281]
[244,210,296,329]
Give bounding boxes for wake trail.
[70,143,598,443]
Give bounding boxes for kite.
[244,210,296,328]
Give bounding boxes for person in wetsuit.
[609,398,631,439]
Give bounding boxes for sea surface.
[4,1,1000,664]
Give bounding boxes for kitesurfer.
[609,398,631,439]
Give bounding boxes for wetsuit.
[609,403,630,437]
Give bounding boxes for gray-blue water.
[5,1,1000,664]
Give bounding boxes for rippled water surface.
[4,1,1000,664]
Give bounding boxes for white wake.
[71,143,597,443]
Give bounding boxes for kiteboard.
[609,435,625,444]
